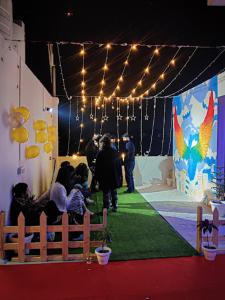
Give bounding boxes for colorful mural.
[173,76,218,198]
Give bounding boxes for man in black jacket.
[95,135,122,212]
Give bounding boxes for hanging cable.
[155,47,198,97]
[56,43,70,100]
[166,48,225,97]
[140,100,143,155]
[148,98,157,155]
[160,98,166,155]
[167,105,173,156]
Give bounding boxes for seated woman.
[67,187,94,241]
[50,166,77,213]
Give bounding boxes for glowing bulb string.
[12,39,225,49]
[160,98,166,156]
[75,98,79,121]
[80,44,86,105]
[90,96,94,119]
[144,99,149,120]
[129,46,156,97]
[167,106,173,156]
[126,102,129,133]
[155,47,198,97]
[148,98,157,155]
[77,109,84,154]
[109,47,132,98]
[94,100,97,134]
[116,98,120,150]
[99,45,110,97]
[67,99,72,155]
[138,47,180,99]
[56,43,70,100]
[166,48,225,97]
[99,104,104,135]
[140,100,143,155]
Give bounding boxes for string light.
[56,43,70,100]
[148,98,157,155]
[140,100,143,155]
[144,99,149,120]
[166,48,225,97]
[108,46,132,99]
[128,46,156,98]
[155,47,198,97]
[160,99,166,155]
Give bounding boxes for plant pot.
[202,245,217,261]
[95,246,112,265]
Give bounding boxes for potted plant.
[198,219,218,261]
[95,228,112,265]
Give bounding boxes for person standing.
[122,133,135,193]
[95,135,122,212]
[85,134,101,193]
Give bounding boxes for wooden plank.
[212,208,219,247]
[67,254,84,261]
[18,213,25,262]
[90,224,104,231]
[47,242,63,249]
[47,225,63,232]
[68,241,83,248]
[83,211,90,260]
[196,206,202,253]
[40,212,47,262]
[90,241,102,248]
[68,224,84,232]
[0,212,5,260]
[62,212,68,260]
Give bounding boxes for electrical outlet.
[17,166,25,175]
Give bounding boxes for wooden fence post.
[83,211,90,260]
[0,212,5,261]
[212,207,219,247]
[196,206,202,253]
[18,212,25,262]
[62,212,68,261]
[40,212,47,261]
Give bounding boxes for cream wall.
[57,155,174,187]
[0,34,58,223]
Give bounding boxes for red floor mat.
[0,255,224,300]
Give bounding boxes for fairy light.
[155,47,198,97]
[56,42,70,100]
[148,98,157,155]
[170,59,176,66]
[166,47,225,97]
[72,154,78,160]
[128,46,157,98]
[77,109,84,153]
[131,44,138,51]
[108,46,133,99]
[80,44,87,105]
[154,48,160,55]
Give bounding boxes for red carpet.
[0,255,225,300]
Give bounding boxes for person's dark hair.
[56,166,73,186]
[12,183,28,198]
[101,135,111,149]
[60,160,71,168]
[75,163,88,178]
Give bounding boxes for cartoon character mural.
[173,76,217,198]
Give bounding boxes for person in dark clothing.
[122,133,136,193]
[85,134,101,192]
[95,135,122,212]
[60,160,71,168]
[10,183,40,226]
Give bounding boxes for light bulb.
[171,59,175,66]
[106,43,111,49]
[145,67,150,74]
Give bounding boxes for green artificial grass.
[91,188,197,261]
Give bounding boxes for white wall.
[57,155,174,187]
[0,34,58,223]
